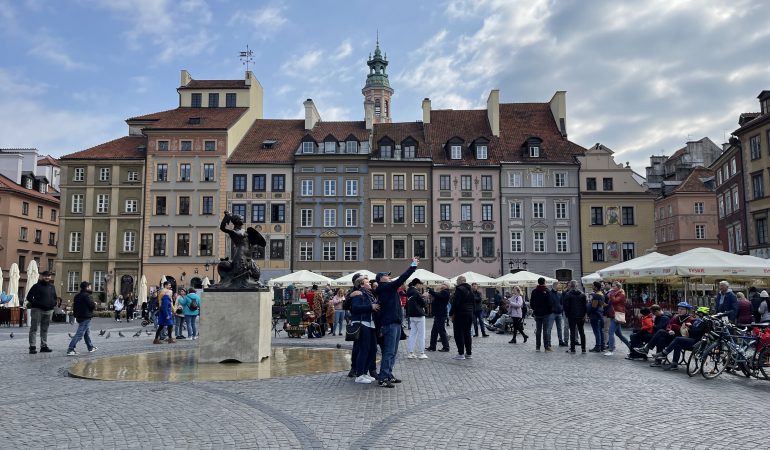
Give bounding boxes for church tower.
[362,38,393,124]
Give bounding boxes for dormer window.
[403,145,415,159]
[191,93,202,108]
[476,144,488,160]
[25,178,33,189]
[380,145,392,159]
[529,145,540,157]
[302,141,315,154]
[262,140,276,149]
[324,141,337,154]
[188,117,201,125]
[451,145,462,160]
[346,141,358,153]
[40,183,47,194]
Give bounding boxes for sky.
[1,0,769,172]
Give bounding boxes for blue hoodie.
[178,292,201,316]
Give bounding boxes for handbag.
[345,323,361,341]
[400,326,407,340]
[615,311,626,324]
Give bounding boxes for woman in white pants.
[405,278,428,359]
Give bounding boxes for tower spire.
[362,37,393,124]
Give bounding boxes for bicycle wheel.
[757,346,770,381]
[687,342,704,377]
[700,341,728,379]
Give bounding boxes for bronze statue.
[212,211,267,290]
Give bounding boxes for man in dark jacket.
[530,277,553,352]
[374,259,418,388]
[67,281,98,355]
[749,287,763,324]
[548,282,567,347]
[26,270,58,354]
[715,281,739,323]
[562,280,587,353]
[426,283,451,352]
[471,283,489,338]
[450,276,476,359]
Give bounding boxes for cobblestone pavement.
[2,316,769,449]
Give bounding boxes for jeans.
[473,310,487,336]
[453,315,473,355]
[567,317,586,351]
[114,309,122,321]
[590,316,604,349]
[354,326,377,376]
[510,317,526,341]
[155,325,173,340]
[378,323,401,381]
[645,329,674,352]
[550,313,565,344]
[429,316,449,350]
[174,315,185,337]
[68,319,94,352]
[607,318,631,351]
[664,336,696,364]
[184,315,198,338]
[563,313,571,344]
[534,316,551,349]
[334,310,345,335]
[29,308,53,348]
[406,316,426,353]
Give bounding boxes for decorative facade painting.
[607,241,619,260]
[606,206,619,225]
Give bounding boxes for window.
[724,193,732,216]
[695,224,705,240]
[233,174,247,192]
[323,141,337,154]
[202,196,214,215]
[123,231,136,252]
[556,231,568,253]
[178,196,190,215]
[439,204,451,221]
[302,141,315,153]
[403,145,415,158]
[439,175,451,190]
[373,174,385,190]
[693,202,705,215]
[231,204,246,219]
[718,196,725,218]
[67,272,80,293]
[459,175,472,191]
[373,239,385,258]
[156,164,168,181]
[750,135,761,160]
[36,205,43,218]
[226,93,236,107]
[125,199,138,213]
[533,231,545,253]
[272,174,286,192]
[346,141,358,153]
[94,232,107,252]
[70,231,82,253]
[735,226,743,251]
[200,233,213,256]
[203,164,216,182]
[601,177,613,191]
[153,234,166,256]
[99,167,110,182]
[19,227,28,241]
[322,242,336,261]
[461,204,472,221]
[482,237,494,258]
[180,140,192,151]
[532,201,544,219]
[393,239,406,259]
[733,188,740,211]
[529,145,540,157]
[191,93,202,107]
[157,140,170,152]
[621,206,634,225]
[380,145,392,159]
[391,174,405,191]
[299,242,313,261]
[92,271,105,293]
[251,204,265,223]
[176,163,190,181]
[554,172,567,187]
[390,205,404,224]
[476,145,488,159]
[51,209,57,222]
[728,227,735,253]
[461,237,473,257]
[506,200,522,219]
[300,180,313,196]
[73,167,85,182]
[18,255,25,268]
[177,234,190,256]
[622,242,635,261]
[346,179,358,196]
[413,239,426,258]
[757,218,768,245]
[24,178,32,189]
[509,172,522,187]
[271,204,286,223]
[300,209,313,227]
[96,194,109,214]
[127,170,139,182]
[32,229,41,243]
[439,237,453,258]
[555,202,567,220]
[592,243,604,262]
[323,208,336,227]
[480,175,492,191]
[532,173,544,187]
[586,178,597,191]
[482,204,493,221]
[413,205,426,224]
[451,145,462,160]
[208,93,219,108]
[753,174,764,199]
[270,240,285,259]
[591,207,603,225]
[345,209,358,227]
[344,241,358,261]
[48,232,56,245]
[155,196,167,215]
[717,170,723,185]
[22,202,29,216]
[71,194,83,213]
[323,179,336,196]
[373,205,385,223]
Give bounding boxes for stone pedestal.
[198,290,272,363]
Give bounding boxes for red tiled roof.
[373,122,430,158]
[127,107,248,130]
[733,111,770,135]
[179,79,249,90]
[499,103,584,163]
[668,146,687,161]
[0,174,59,204]
[61,136,146,160]
[227,119,304,164]
[305,121,369,142]
[37,155,60,167]
[425,109,499,166]
[671,167,714,194]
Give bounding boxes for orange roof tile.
[61,136,146,160]
[228,119,304,164]
[179,79,249,90]
[127,107,248,130]
[37,155,60,167]
[372,122,430,158]
[670,167,715,194]
[0,174,59,204]
[305,121,369,142]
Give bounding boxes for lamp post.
[508,258,527,274]
[204,260,217,283]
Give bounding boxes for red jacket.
[608,289,626,314]
[640,314,654,333]
[666,314,694,336]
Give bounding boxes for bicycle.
[685,315,723,377]
[700,318,767,380]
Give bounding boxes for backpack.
[189,297,199,311]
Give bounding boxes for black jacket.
[653,313,671,331]
[472,290,483,314]
[26,280,57,311]
[73,290,96,320]
[451,283,475,317]
[406,287,426,317]
[562,289,587,319]
[429,288,450,318]
[530,285,552,318]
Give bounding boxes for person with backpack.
[178,288,201,340]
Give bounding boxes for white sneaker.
[355,375,372,384]
[89,347,98,353]
[363,374,376,381]
[417,353,428,359]
[66,350,78,356]
[407,353,417,359]
[603,351,614,356]
[452,354,466,360]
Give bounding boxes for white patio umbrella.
[598,252,667,279]
[495,270,557,288]
[0,265,4,296]
[160,275,167,284]
[8,263,20,307]
[25,260,39,301]
[201,277,211,288]
[138,275,148,305]
[331,270,377,287]
[449,271,497,287]
[267,270,333,288]
[581,272,602,285]
[405,268,450,287]
[628,247,770,280]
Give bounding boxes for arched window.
[374,99,381,116]
[385,100,389,117]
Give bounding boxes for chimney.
[486,89,500,137]
[549,91,567,137]
[180,69,192,87]
[304,99,321,131]
[422,98,431,124]
[245,70,252,86]
[364,100,375,130]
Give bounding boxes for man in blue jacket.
[715,281,738,323]
[374,258,418,388]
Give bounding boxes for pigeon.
[133,331,142,337]
[99,330,106,336]
[68,333,74,338]
[118,331,125,337]
[9,333,13,339]
[145,330,152,336]
[105,331,111,339]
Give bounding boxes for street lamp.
[509,258,528,274]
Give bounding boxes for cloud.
[28,31,92,70]
[230,4,288,36]
[333,40,353,60]
[131,76,151,94]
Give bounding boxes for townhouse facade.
[709,142,747,254]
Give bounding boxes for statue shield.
[247,227,267,248]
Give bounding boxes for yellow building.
[578,144,656,275]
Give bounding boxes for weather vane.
[239,44,254,71]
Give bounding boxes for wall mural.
[606,206,619,225]
[607,241,619,261]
